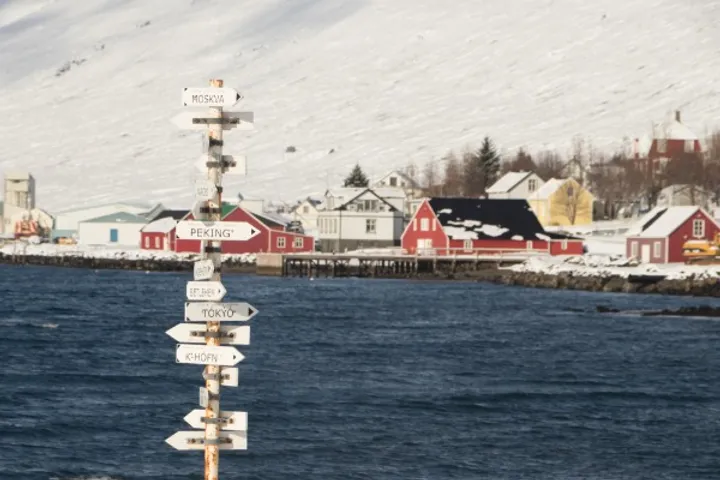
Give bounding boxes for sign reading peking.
[176,220,261,241]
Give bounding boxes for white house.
[291,197,323,236]
[372,169,422,199]
[486,171,544,199]
[317,188,404,252]
[77,212,148,247]
[52,201,160,241]
[656,184,711,209]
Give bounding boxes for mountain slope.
[0,0,718,211]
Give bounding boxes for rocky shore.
[0,253,256,274]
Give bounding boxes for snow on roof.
[81,211,148,224]
[141,216,176,233]
[636,206,701,238]
[528,178,564,200]
[486,171,533,193]
[625,206,667,236]
[654,119,699,141]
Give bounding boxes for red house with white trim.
[625,206,720,263]
[401,197,584,256]
[140,216,178,251]
[175,204,314,254]
[636,111,703,175]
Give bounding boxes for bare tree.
[421,160,442,197]
[558,179,590,225]
[535,150,565,180]
[441,151,463,196]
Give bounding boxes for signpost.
[185,302,258,322]
[186,281,227,302]
[166,79,257,480]
[166,324,251,345]
[176,220,261,242]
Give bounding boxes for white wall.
[77,222,143,247]
[487,174,545,199]
[292,201,319,231]
[317,211,403,242]
[55,204,149,231]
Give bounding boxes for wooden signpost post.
[166,79,257,480]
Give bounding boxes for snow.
[637,206,699,238]
[583,236,626,255]
[437,208,452,214]
[448,219,482,228]
[528,178,564,200]
[512,235,524,241]
[0,242,256,263]
[506,254,720,280]
[486,171,530,193]
[141,216,176,234]
[442,226,478,240]
[0,0,719,211]
[477,224,509,237]
[535,233,551,241]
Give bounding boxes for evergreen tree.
[343,163,369,187]
[477,136,501,190]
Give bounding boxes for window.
[431,220,436,231]
[657,139,667,154]
[303,206,309,214]
[566,186,574,197]
[685,140,694,153]
[693,219,705,238]
[526,240,533,250]
[155,237,160,249]
[389,177,397,187]
[653,241,661,257]
[277,236,286,248]
[293,237,304,248]
[413,218,417,231]
[420,218,429,231]
[366,219,377,234]
[463,239,472,251]
[561,240,568,250]
[109,228,118,243]
[144,237,150,248]
[528,179,538,192]
[631,241,638,258]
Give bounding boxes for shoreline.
[4,253,720,297]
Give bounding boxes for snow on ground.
[506,254,720,280]
[0,242,256,263]
[583,235,626,256]
[0,0,719,211]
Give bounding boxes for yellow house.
[527,177,594,227]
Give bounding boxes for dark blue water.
[2,265,720,480]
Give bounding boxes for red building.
[634,111,703,175]
[625,206,720,263]
[140,217,177,251]
[401,197,584,256]
[175,203,314,254]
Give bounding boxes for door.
[109,228,119,243]
[416,238,432,254]
[641,244,651,263]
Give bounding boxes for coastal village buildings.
[52,202,161,242]
[402,198,584,256]
[625,206,720,264]
[486,171,544,199]
[1,172,36,235]
[527,178,594,227]
[77,212,148,247]
[317,187,405,252]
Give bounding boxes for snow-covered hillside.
[0,0,719,212]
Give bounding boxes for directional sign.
[184,409,248,431]
[171,111,255,131]
[176,344,244,367]
[185,302,258,322]
[194,180,218,201]
[165,431,247,451]
[166,324,250,345]
[199,386,209,407]
[182,87,242,107]
[176,221,260,242]
[193,259,215,280]
[203,366,239,387]
[186,281,226,301]
[196,154,247,176]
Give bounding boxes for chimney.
[675,110,681,122]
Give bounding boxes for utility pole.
[166,79,259,479]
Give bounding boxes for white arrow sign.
[203,366,239,387]
[193,259,215,280]
[196,154,247,176]
[182,87,242,107]
[176,221,261,242]
[166,324,250,345]
[171,111,255,131]
[176,344,244,367]
[185,302,258,322]
[194,180,218,201]
[186,281,226,301]
[165,431,247,451]
[184,409,248,431]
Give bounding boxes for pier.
[256,252,535,278]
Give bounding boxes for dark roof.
[427,197,579,241]
[639,207,667,233]
[149,209,188,221]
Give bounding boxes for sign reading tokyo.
[176,221,260,241]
